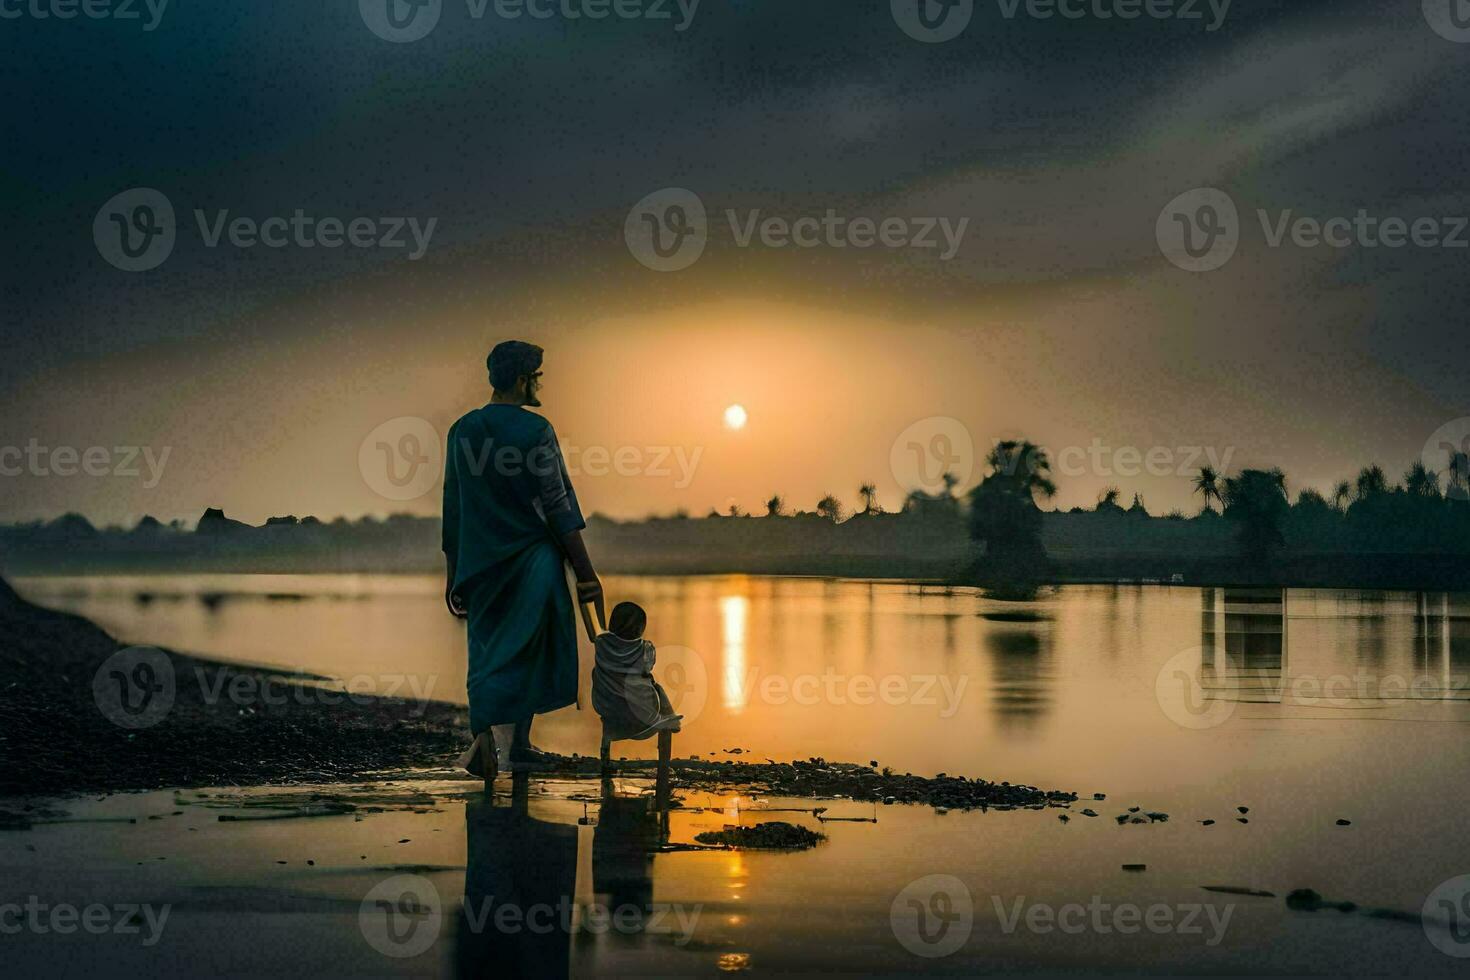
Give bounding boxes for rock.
[1093,793,1106,800]
[1201,819,1215,826]
[1058,814,1070,823]
[1080,809,1098,817]
[1146,812,1169,822]
[1115,814,1129,824]
[1335,819,1351,826]
[1122,864,1146,872]
[1237,806,1249,814]
[1236,817,1248,824]
[1128,806,1141,813]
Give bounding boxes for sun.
[723,404,748,431]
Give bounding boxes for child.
[592,601,682,742]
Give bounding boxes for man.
[443,340,604,780]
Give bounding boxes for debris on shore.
[694,821,826,850]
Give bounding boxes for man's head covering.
[486,340,544,391]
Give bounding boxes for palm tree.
[1448,450,1470,502]
[857,482,879,515]
[968,440,1056,576]
[1193,465,1221,513]
[1354,464,1389,502]
[1221,468,1290,563]
[765,494,784,517]
[1096,486,1122,512]
[1127,492,1148,517]
[816,494,843,523]
[1404,462,1442,498]
[1331,479,1353,512]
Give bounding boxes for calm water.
[12,575,1470,974]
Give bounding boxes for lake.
[11,574,1470,974]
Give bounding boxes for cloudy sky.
[3,0,1468,525]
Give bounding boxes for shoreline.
[0,576,1078,809]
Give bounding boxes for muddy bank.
[0,577,466,796]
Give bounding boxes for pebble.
[1335,819,1351,826]
[1237,817,1249,824]
[1201,819,1215,826]
[1237,806,1249,814]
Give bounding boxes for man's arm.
[443,423,466,618]
[560,527,604,627]
[530,423,603,625]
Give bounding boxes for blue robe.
[442,404,585,734]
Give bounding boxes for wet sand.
[1,773,1455,977]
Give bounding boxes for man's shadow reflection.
[456,773,577,979]
[457,767,674,977]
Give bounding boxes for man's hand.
[576,576,605,630]
[446,583,468,619]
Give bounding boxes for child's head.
[608,601,647,640]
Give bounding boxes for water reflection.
[1200,587,1286,705]
[457,775,577,979]
[720,593,749,713]
[985,616,1053,730]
